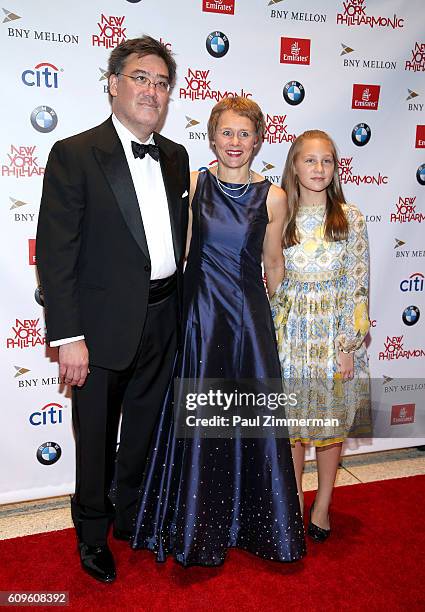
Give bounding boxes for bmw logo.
[34,285,44,307]
[206,31,229,58]
[30,106,58,133]
[283,81,305,106]
[417,163,425,186]
[352,123,371,146]
[402,305,420,326]
[36,442,62,465]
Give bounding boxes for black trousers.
[71,292,177,546]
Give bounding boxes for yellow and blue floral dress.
[270,203,370,446]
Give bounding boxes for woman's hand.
[337,350,354,380]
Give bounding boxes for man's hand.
[59,340,89,387]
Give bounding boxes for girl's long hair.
[282,130,348,247]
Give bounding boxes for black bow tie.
[131,141,160,162]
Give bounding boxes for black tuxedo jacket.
[36,117,190,370]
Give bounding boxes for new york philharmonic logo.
[36,442,61,465]
[280,37,310,65]
[206,31,229,58]
[30,106,58,133]
[379,336,425,361]
[264,114,296,144]
[2,8,20,22]
[390,196,424,223]
[92,14,127,48]
[391,404,415,425]
[416,126,425,149]
[340,44,397,70]
[417,164,425,186]
[22,62,61,88]
[336,0,404,29]
[203,0,235,15]
[405,43,425,72]
[351,84,380,110]
[402,306,420,327]
[2,145,44,178]
[351,123,371,146]
[6,318,46,349]
[283,81,305,106]
[338,156,388,186]
[179,68,252,101]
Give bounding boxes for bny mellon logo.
[394,238,406,249]
[9,197,29,210]
[185,116,200,129]
[261,161,275,172]
[382,375,393,385]
[407,89,419,101]
[340,43,354,56]
[14,366,30,378]
[268,0,284,4]
[98,68,108,81]
[2,7,20,22]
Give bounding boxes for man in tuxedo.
[36,36,189,583]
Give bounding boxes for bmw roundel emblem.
[352,123,371,146]
[283,81,305,106]
[206,31,229,58]
[34,285,44,307]
[417,163,425,186]
[402,305,420,326]
[30,106,58,133]
[37,442,62,465]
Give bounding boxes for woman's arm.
[185,171,199,260]
[263,184,287,298]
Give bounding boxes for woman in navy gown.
[132,97,305,566]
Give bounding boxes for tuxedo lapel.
[155,133,182,264]
[93,120,150,262]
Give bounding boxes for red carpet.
[1,476,424,611]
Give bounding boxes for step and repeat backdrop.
[1,0,424,503]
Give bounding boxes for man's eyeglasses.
[116,72,170,93]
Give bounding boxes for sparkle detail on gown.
[131,171,306,566]
[270,203,371,446]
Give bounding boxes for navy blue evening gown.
[132,171,305,566]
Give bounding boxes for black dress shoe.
[307,503,331,543]
[79,543,116,583]
[112,527,132,542]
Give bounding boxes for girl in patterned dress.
[271,130,370,542]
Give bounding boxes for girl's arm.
[263,184,287,298]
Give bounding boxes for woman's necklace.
[215,169,252,199]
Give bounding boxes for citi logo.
[22,62,61,88]
[400,272,424,292]
[29,402,63,426]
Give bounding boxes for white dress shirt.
[50,114,176,347]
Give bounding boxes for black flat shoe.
[307,503,331,543]
[112,527,132,542]
[79,543,116,583]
